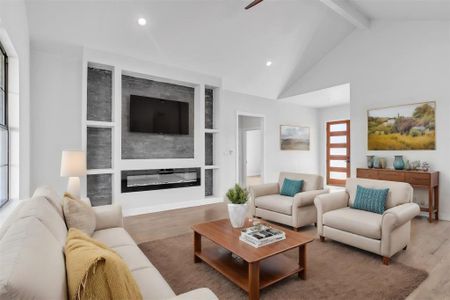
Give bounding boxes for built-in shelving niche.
[85,63,114,206]
[204,88,219,197]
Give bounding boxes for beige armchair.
[248,172,328,230]
[314,178,420,265]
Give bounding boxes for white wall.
[220,90,320,192]
[29,42,321,214]
[30,41,83,193]
[285,21,450,219]
[318,104,350,181]
[0,0,30,219]
[246,130,262,177]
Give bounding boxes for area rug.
[138,234,427,300]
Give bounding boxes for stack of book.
[239,224,286,248]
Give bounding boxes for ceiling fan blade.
[245,0,263,10]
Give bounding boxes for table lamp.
[60,150,86,198]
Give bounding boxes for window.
[0,43,8,207]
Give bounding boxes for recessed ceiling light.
[266,61,272,66]
[138,18,147,26]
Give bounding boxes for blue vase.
[373,157,380,169]
[393,155,405,170]
[367,155,374,168]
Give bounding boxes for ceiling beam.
[320,0,370,29]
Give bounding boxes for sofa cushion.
[93,227,136,248]
[323,207,382,239]
[280,178,303,197]
[63,196,96,236]
[132,267,176,300]
[113,245,153,271]
[65,228,142,300]
[346,178,413,209]
[0,217,67,300]
[32,186,63,217]
[18,196,68,246]
[255,194,293,215]
[278,172,323,192]
[0,199,30,240]
[352,185,389,214]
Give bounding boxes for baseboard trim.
[123,197,223,217]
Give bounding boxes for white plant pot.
[227,203,248,228]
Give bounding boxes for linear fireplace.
[121,168,201,193]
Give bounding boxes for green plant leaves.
[226,184,249,204]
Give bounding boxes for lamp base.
[67,177,80,198]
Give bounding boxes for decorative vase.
[379,158,387,169]
[393,155,405,170]
[227,203,248,228]
[373,157,380,169]
[404,159,410,170]
[367,155,375,168]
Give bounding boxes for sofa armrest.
[314,191,349,236]
[166,288,218,300]
[249,183,279,197]
[382,203,420,232]
[381,203,419,257]
[293,189,329,208]
[93,205,123,230]
[248,183,279,216]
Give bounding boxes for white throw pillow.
[63,196,96,236]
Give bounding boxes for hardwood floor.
[124,203,450,299]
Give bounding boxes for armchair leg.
[403,245,407,250]
[314,222,317,227]
[383,257,390,265]
[320,236,325,242]
[293,227,299,232]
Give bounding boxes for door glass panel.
[0,129,7,165]
[330,123,347,132]
[0,166,7,206]
[330,160,347,168]
[330,171,347,180]
[330,148,347,156]
[330,135,346,144]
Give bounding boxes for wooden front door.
[326,120,350,186]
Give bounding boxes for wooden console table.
[356,168,439,223]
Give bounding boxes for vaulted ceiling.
[25,0,450,101]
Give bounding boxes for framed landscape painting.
[368,101,436,150]
[280,125,310,150]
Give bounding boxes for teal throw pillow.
[352,185,389,214]
[280,178,304,197]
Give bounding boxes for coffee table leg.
[194,232,201,263]
[298,245,306,280]
[248,262,260,300]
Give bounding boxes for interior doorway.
[326,120,350,186]
[236,113,264,187]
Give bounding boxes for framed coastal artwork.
[280,125,310,150]
[367,101,436,150]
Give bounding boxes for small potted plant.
[226,184,249,228]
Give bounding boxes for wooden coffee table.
[192,219,314,300]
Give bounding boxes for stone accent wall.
[87,174,112,206]
[87,67,112,122]
[205,88,214,129]
[205,169,213,196]
[121,75,195,159]
[87,127,112,169]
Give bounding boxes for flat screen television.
[129,95,189,135]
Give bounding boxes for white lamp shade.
[60,150,87,177]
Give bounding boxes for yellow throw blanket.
[64,228,143,300]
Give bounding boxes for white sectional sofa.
[0,186,217,300]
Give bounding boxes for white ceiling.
[25,0,354,100]
[25,0,450,105]
[281,83,350,108]
[350,0,450,20]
